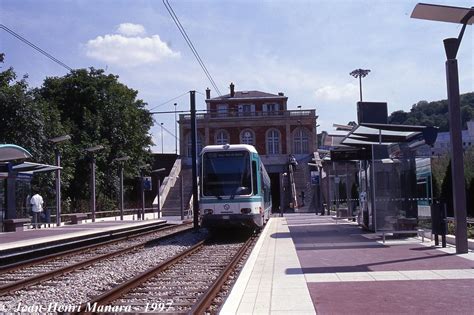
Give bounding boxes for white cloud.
[117,23,145,36]
[314,83,358,103]
[85,25,180,67]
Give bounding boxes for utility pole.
[190,91,199,230]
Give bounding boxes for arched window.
[186,132,203,157]
[293,127,309,154]
[266,128,280,155]
[240,129,255,145]
[215,130,229,145]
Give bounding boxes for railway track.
[0,223,192,296]
[79,236,256,314]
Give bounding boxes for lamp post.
[49,134,71,226]
[139,164,150,220]
[350,68,371,101]
[85,145,104,222]
[113,156,130,220]
[411,3,473,254]
[174,103,178,155]
[160,123,164,154]
[152,168,166,219]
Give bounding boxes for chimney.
[205,88,211,99]
[230,82,235,97]
[278,92,284,96]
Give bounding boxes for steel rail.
[190,236,255,314]
[0,225,192,296]
[77,240,206,312]
[0,221,182,272]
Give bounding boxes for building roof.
[208,91,286,101]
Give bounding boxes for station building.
[178,83,319,212]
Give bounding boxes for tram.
[200,144,271,230]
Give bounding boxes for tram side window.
[252,161,258,195]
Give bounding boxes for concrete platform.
[0,213,187,262]
[222,214,474,314]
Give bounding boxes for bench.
[378,229,425,243]
[70,213,88,224]
[4,218,31,232]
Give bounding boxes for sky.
[1,0,473,153]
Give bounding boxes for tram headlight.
[203,209,213,215]
[241,208,251,214]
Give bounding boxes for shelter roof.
[341,123,438,147]
[0,144,32,162]
[11,162,62,174]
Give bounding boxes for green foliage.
[36,68,154,209]
[1,57,153,212]
[388,93,474,131]
[440,161,453,217]
[467,177,474,217]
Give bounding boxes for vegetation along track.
[78,235,257,314]
[0,223,192,296]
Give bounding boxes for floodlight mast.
[350,69,371,101]
[411,3,473,254]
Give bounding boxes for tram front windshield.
[202,151,252,198]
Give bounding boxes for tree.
[36,68,153,211]
[0,61,49,161]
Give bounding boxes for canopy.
[0,144,32,162]
[12,162,62,174]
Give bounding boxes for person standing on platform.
[30,192,44,229]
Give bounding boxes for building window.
[293,127,309,154]
[238,104,255,116]
[240,129,255,145]
[215,129,229,145]
[217,104,228,117]
[263,103,279,115]
[186,132,203,157]
[266,128,280,155]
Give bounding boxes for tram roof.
[201,144,258,154]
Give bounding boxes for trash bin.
[431,202,447,236]
[431,201,447,247]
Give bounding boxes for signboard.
[310,171,320,185]
[143,176,152,191]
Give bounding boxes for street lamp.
[174,102,178,155]
[113,156,130,220]
[85,145,104,222]
[160,123,164,154]
[350,68,371,101]
[152,168,166,218]
[49,134,71,226]
[139,164,150,220]
[411,3,473,254]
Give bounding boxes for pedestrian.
[30,192,44,229]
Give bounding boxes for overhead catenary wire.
[148,91,189,111]
[0,24,72,71]
[162,0,222,96]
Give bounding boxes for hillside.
[388,92,474,132]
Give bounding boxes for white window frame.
[215,129,229,145]
[240,129,255,145]
[217,104,228,117]
[293,127,309,154]
[266,128,281,155]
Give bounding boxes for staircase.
[160,167,193,217]
[292,155,315,213]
